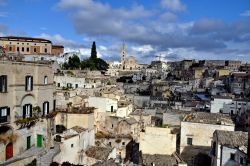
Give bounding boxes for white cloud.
[159,12,177,22]
[240,10,250,17]
[37,33,83,48]
[131,45,154,54]
[54,0,250,63]
[161,0,186,12]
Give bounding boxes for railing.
[0,115,10,124]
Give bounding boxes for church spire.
[121,42,126,70]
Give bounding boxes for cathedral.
[120,42,139,70]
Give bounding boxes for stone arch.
[0,125,13,134]
[20,94,35,106]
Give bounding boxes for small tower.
[121,42,126,70]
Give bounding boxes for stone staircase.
[37,144,60,166]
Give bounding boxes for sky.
[0,0,250,63]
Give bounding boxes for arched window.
[44,76,48,85]
[43,102,49,116]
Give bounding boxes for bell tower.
[121,42,126,70]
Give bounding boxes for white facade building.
[210,97,232,113]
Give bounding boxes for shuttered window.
[0,107,10,117]
[25,76,33,91]
[43,102,49,116]
[0,75,7,93]
[23,104,32,118]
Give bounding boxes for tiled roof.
[86,146,113,160]
[71,126,87,133]
[183,112,234,126]
[215,130,248,151]
[142,154,177,166]
[0,36,52,43]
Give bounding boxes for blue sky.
[0,0,250,63]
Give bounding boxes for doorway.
[6,142,13,160]
[37,134,42,147]
[27,136,31,149]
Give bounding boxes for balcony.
[0,115,10,124]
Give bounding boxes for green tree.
[95,58,109,70]
[67,55,81,69]
[90,41,97,60]
[81,59,96,70]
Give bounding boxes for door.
[6,143,13,160]
[37,134,42,148]
[27,136,31,149]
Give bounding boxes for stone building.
[53,107,96,165]
[210,96,232,113]
[126,56,137,70]
[0,36,64,56]
[139,127,177,155]
[211,130,248,166]
[121,42,126,70]
[120,43,139,71]
[51,45,64,56]
[180,112,235,165]
[0,60,55,163]
[180,112,235,153]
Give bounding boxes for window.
[0,75,7,93]
[75,84,78,88]
[22,47,24,52]
[1,108,7,116]
[0,107,10,117]
[0,107,10,123]
[57,83,60,87]
[44,76,48,85]
[109,142,111,146]
[230,153,235,161]
[27,47,29,52]
[34,48,37,52]
[23,104,32,118]
[187,137,193,145]
[44,48,47,53]
[67,83,72,88]
[212,142,216,156]
[122,142,125,145]
[25,76,33,91]
[53,100,56,111]
[111,106,114,112]
[43,102,49,116]
[17,47,19,52]
[71,144,74,148]
[9,46,12,51]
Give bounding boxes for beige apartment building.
[0,36,64,56]
[0,60,55,163]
